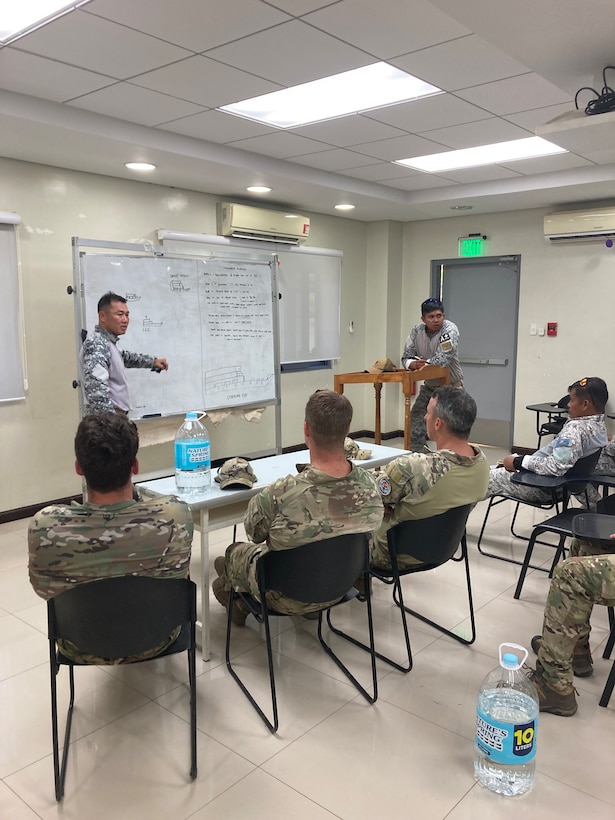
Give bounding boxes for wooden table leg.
[374,383,382,444]
[404,390,411,450]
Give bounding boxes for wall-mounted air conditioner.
[217,202,310,244]
[544,206,615,243]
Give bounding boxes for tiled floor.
[2,443,615,819]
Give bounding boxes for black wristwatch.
[513,455,524,470]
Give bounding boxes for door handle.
[460,358,507,366]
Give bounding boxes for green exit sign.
[458,236,486,257]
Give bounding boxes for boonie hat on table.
[344,437,372,460]
[214,457,257,489]
[365,357,398,374]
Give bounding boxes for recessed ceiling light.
[0,1,91,44]
[451,205,473,211]
[395,137,567,173]
[125,162,156,172]
[246,186,272,193]
[220,62,442,129]
[335,204,355,211]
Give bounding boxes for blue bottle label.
[175,440,210,471]
[476,707,536,764]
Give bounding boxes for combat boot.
[212,577,249,626]
[531,634,593,677]
[526,662,578,717]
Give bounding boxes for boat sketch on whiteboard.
[170,279,191,292]
[142,315,163,331]
[205,366,274,394]
[125,292,141,301]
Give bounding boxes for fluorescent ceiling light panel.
[219,62,443,129]
[0,1,90,43]
[396,136,567,172]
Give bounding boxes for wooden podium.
[333,366,449,450]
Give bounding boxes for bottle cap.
[498,642,528,669]
[186,411,198,419]
[502,653,519,668]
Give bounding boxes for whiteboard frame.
[72,237,282,453]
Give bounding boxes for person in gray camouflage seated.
[28,413,193,663]
[370,386,489,571]
[486,377,608,505]
[212,390,384,624]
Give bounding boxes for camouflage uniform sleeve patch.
[378,475,392,496]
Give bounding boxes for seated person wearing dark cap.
[212,390,384,624]
[28,413,193,663]
[487,377,608,504]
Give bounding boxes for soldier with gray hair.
[371,386,488,570]
[28,413,193,663]
[212,390,384,623]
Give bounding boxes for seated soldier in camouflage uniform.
[370,386,489,570]
[528,532,615,717]
[28,413,193,663]
[212,390,384,624]
[486,377,608,504]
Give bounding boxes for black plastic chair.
[514,488,615,599]
[329,504,474,674]
[48,576,197,801]
[225,532,377,733]
[477,449,601,567]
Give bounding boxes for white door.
[431,256,520,448]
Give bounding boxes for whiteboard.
[78,248,278,418]
[0,224,24,402]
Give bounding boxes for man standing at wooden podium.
[402,297,463,451]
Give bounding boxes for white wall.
[401,209,615,447]
[0,157,373,512]
[2,154,614,513]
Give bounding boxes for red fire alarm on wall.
[547,322,558,337]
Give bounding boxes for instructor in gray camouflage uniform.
[79,291,168,414]
[212,390,384,624]
[371,386,488,570]
[486,377,608,504]
[402,297,463,451]
[527,532,615,717]
[28,413,193,663]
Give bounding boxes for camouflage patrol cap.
[366,357,398,374]
[344,437,372,460]
[214,457,257,489]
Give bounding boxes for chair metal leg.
[327,572,413,673]
[50,654,75,803]
[321,578,378,703]
[395,537,476,645]
[599,658,615,707]
[603,615,615,660]
[188,627,197,779]
[225,590,279,733]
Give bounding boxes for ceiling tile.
[227,131,330,159]
[504,103,577,132]
[455,74,572,115]
[437,165,522,184]
[304,0,471,59]
[352,133,450,161]
[159,110,275,142]
[85,0,291,52]
[385,175,456,191]
[290,115,408,147]
[344,163,422,182]
[499,153,595,175]
[391,34,530,91]
[0,48,112,102]
[14,9,191,79]
[69,83,204,126]
[420,117,531,149]
[204,19,371,86]
[365,94,492,133]
[130,55,282,108]
[289,149,383,171]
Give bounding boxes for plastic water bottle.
[174,411,211,496]
[474,643,539,796]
